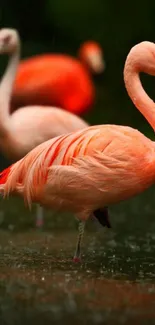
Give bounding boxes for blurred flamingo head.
[0,28,19,54]
[78,41,105,73]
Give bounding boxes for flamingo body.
[0,106,88,160]
[1,124,154,214]
[0,123,155,259]
[12,54,95,115]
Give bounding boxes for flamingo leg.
[73,221,85,262]
[36,204,44,228]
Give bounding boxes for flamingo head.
[0,28,19,54]
[78,41,105,74]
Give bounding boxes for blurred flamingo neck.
[0,46,20,108]
[78,50,91,72]
[124,54,155,132]
[0,45,20,134]
[80,56,91,72]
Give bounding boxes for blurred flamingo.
[11,38,105,115]
[0,41,155,260]
[0,28,92,228]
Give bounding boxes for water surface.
[0,187,155,324]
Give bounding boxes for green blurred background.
[0,0,155,170]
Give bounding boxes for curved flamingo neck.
[124,48,155,131]
[0,43,20,135]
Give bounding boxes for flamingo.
[0,27,93,228]
[1,41,154,261]
[11,37,105,114]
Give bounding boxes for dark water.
[0,187,155,324]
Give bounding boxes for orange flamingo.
[11,38,105,114]
[0,28,90,228]
[1,41,154,261]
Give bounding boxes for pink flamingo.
[0,41,154,261]
[0,28,90,227]
[11,38,105,114]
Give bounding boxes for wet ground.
[1,188,155,324]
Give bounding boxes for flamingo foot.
[36,218,44,228]
[73,256,81,263]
